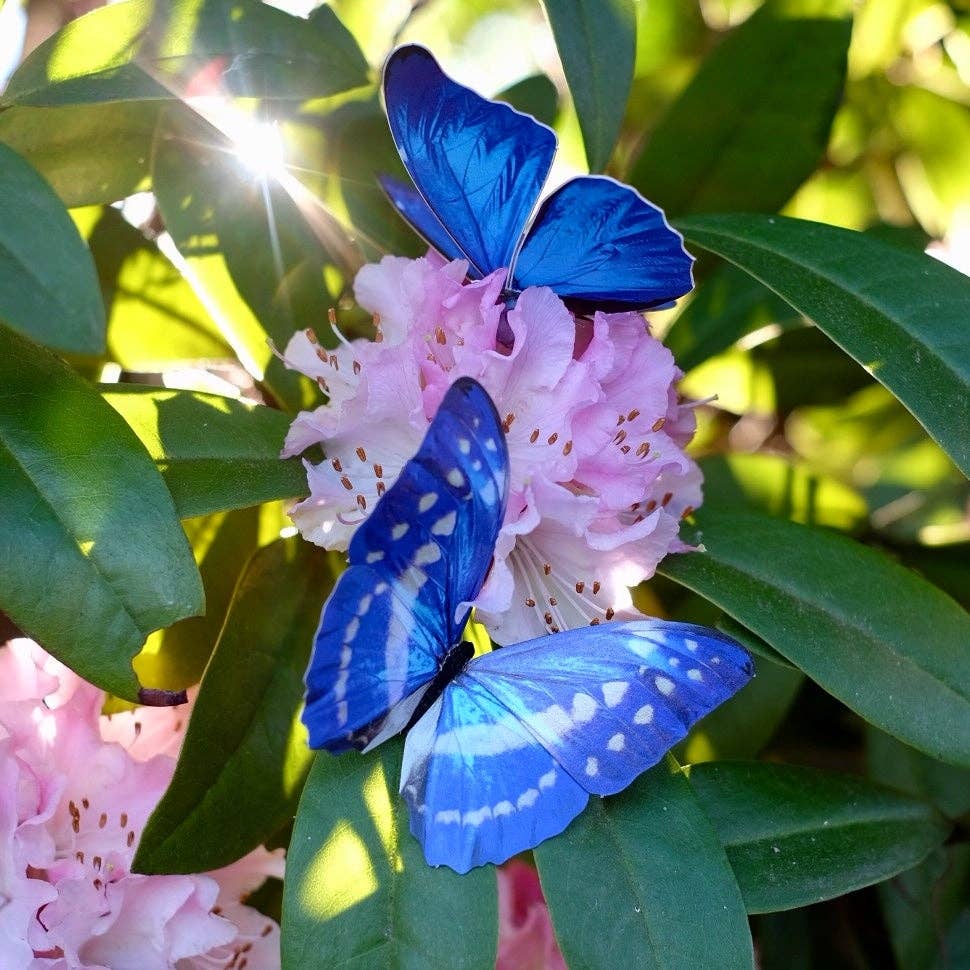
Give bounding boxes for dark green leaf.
[0,142,105,353]
[691,761,950,913]
[677,213,970,476]
[659,509,970,768]
[631,0,850,215]
[282,742,497,970]
[134,537,337,873]
[0,324,202,701]
[496,73,559,128]
[542,0,636,171]
[879,846,970,970]
[714,615,794,671]
[664,263,799,372]
[698,452,868,532]
[3,0,368,107]
[102,385,307,519]
[134,506,260,691]
[0,103,157,207]
[86,206,233,366]
[535,758,753,969]
[152,108,353,411]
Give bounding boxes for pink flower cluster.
[0,639,282,969]
[282,253,701,643]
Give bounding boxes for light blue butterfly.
[302,378,752,872]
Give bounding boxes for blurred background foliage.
[0,0,968,967]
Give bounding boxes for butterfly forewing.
[383,44,556,279]
[399,620,752,870]
[302,378,509,753]
[512,177,695,309]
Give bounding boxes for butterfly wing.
[511,176,695,310]
[383,44,556,278]
[378,174,467,264]
[400,620,751,870]
[302,377,509,753]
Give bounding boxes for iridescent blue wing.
[382,44,556,278]
[400,620,752,871]
[302,377,509,753]
[511,176,695,310]
[378,174,466,264]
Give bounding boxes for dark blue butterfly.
[380,45,694,312]
[303,377,753,872]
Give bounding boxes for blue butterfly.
[303,378,753,872]
[380,45,694,312]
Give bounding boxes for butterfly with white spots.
[302,377,753,872]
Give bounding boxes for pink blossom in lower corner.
[281,252,702,643]
[0,638,283,970]
[496,860,566,970]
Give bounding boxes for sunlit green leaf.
[102,385,306,519]
[631,0,851,215]
[0,323,202,701]
[2,0,369,107]
[535,758,754,969]
[660,508,970,768]
[0,103,156,207]
[678,213,970,476]
[282,742,497,969]
[691,761,950,912]
[134,537,336,873]
[0,143,105,353]
[542,0,636,171]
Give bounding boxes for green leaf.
[134,537,336,874]
[134,506,260,691]
[282,742,497,970]
[664,263,799,372]
[0,143,105,353]
[541,0,636,172]
[497,73,559,128]
[0,103,157,207]
[630,0,850,215]
[0,324,202,701]
[152,108,351,411]
[102,386,307,519]
[659,508,970,768]
[535,758,753,969]
[2,0,369,107]
[677,213,970,476]
[698,452,868,532]
[690,761,951,913]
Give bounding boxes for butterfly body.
[303,378,753,872]
[380,45,694,313]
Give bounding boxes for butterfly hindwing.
[302,378,509,753]
[379,174,467,264]
[399,620,752,870]
[383,44,556,279]
[512,176,695,309]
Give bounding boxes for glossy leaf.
[699,452,868,532]
[134,506,260,691]
[497,73,559,128]
[102,386,307,519]
[152,108,347,412]
[678,213,970,476]
[691,761,951,913]
[0,143,105,353]
[535,758,753,969]
[0,324,202,701]
[282,742,497,970]
[134,537,337,874]
[2,0,368,107]
[542,0,636,172]
[659,508,970,768]
[0,103,156,207]
[631,0,850,215]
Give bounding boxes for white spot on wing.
[585,757,599,777]
[431,511,457,536]
[485,438,497,451]
[435,809,461,824]
[392,523,409,540]
[447,468,465,488]
[602,681,629,708]
[517,788,539,809]
[538,769,557,790]
[608,733,625,751]
[414,542,442,566]
[494,800,514,817]
[366,550,384,564]
[687,668,703,682]
[418,493,438,513]
[480,479,497,505]
[655,676,675,696]
[571,693,597,724]
[634,704,654,724]
[458,438,471,454]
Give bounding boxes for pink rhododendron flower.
[0,639,283,969]
[281,253,701,642]
[496,860,566,970]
